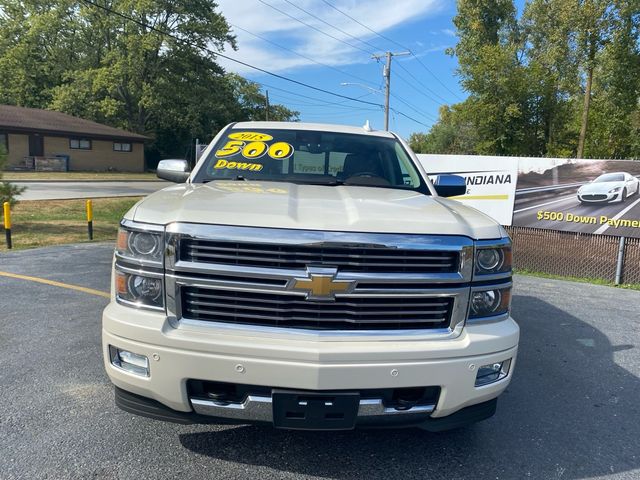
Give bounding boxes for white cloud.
[214,0,444,75]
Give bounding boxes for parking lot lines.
[0,270,110,298]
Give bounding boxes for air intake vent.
[182,287,454,331]
[181,240,459,274]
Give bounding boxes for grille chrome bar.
[181,240,459,273]
[165,224,474,338]
[181,287,454,330]
[187,243,454,260]
[190,396,435,422]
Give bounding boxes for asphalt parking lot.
[1,243,639,480]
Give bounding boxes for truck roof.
[231,121,396,139]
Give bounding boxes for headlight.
[475,243,511,277]
[116,221,164,264]
[116,270,164,310]
[469,286,511,320]
[608,187,621,193]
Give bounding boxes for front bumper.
[578,191,621,203]
[115,386,499,431]
[103,302,519,428]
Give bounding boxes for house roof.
[0,105,150,141]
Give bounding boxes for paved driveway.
[1,243,639,479]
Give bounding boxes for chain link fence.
[506,226,640,285]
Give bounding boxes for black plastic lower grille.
[181,287,453,330]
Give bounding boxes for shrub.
[0,146,26,206]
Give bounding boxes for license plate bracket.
[272,390,360,430]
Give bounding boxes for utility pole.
[265,90,270,121]
[371,51,410,130]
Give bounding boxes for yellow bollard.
[3,201,11,249]
[86,199,93,240]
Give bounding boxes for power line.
[371,50,410,130]
[391,109,432,129]
[78,0,382,109]
[319,0,409,51]
[319,0,463,101]
[268,1,445,111]
[268,93,377,109]
[268,94,377,110]
[389,92,438,123]
[394,62,450,104]
[280,0,382,53]
[257,82,376,107]
[408,54,464,102]
[79,0,431,130]
[255,0,374,56]
[302,109,383,118]
[230,23,378,88]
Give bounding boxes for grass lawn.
[515,268,640,291]
[0,197,141,251]
[3,171,157,181]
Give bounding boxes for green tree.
[521,0,581,156]
[411,0,640,159]
[409,104,478,154]
[0,147,25,206]
[446,0,534,155]
[0,0,297,164]
[227,74,299,122]
[582,0,640,158]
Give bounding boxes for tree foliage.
[0,0,298,165]
[412,0,640,159]
[0,146,25,205]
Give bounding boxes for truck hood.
[127,181,503,239]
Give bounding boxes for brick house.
[0,105,150,172]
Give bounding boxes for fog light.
[475,359,511,387]
[109,345,149,377]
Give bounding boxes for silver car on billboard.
[577,172,640,204]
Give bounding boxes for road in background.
[513,177,640,236]
[1,243,640,479]
[15,181,168,200]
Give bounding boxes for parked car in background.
[577,172,640,204]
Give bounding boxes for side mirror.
[433,174,466,198]
[157,159,190,183]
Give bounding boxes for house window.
[113,142,132,152]
[0,132,7,152]
[70,138,92,150]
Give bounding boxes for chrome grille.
[581,194,607,200]
[180,239,459,273]
[181,287,454,330]
[166,224,475,336]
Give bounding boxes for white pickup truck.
[103,121,519,431]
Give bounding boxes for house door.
[29,134,44,156]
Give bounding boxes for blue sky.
[215,0,466,139]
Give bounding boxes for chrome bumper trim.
[191,395,273,422]
[190,396,435,422]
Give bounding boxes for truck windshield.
[193,128,428,193]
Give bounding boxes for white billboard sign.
[417,154,518,226]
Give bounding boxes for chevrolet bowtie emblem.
[289,267,355,301]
